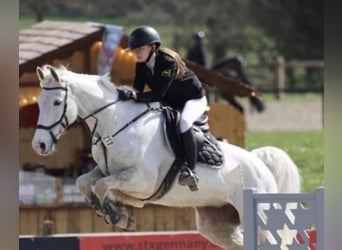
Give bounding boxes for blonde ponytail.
[159,47,186,79]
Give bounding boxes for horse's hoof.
[103,198,121,224]
[104,215,111,224]
[95,209,105,217]
[189,184,199,192]
[103,213,121,225]
[90,192,103,211]
[126,216,136,231]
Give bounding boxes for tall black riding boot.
[178,128,199,191]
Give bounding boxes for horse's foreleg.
[102,192,136,231]
[93,167,145,207]
[75,166,105,216]
[93,175,141,231]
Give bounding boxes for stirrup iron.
[178,167,199,191]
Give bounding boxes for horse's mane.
[40,64,137,101]
[48,65,135,94]
[98,75,135,93]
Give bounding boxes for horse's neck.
[109,101,155,132]
[70,80,159,135]
[69,79,117,131]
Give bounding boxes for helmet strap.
[144,45,155,64]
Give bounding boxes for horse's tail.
[251,146,301,248]
[251,146,301,193]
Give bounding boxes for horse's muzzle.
[39,142,46,152]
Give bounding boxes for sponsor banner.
[79,232,222,250]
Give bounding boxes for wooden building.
[19,20,258,235]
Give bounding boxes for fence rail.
[246,57,324,98]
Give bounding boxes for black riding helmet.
[128,26,161,50]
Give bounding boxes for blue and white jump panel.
[243,187,324,250]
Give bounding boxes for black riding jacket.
[133,50,205,110]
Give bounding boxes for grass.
[245,130,324,193]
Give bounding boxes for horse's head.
[32,65,79,156]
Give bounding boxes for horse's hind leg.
[195,204,243,250]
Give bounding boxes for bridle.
[36,85,119,144]
[36,86,70,144]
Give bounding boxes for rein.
[36,83,161,147]
[79,100,119,121]
[93,104,162,145]
[92,103,162,176]
[36,85,119,144]
[78,99,119,140]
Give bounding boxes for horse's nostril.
[39,142,46,151]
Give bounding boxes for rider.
[117,25,208,191]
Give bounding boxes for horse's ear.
[36,66,45,81]
[47,65,60,82]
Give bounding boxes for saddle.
[143,106,224,201]
[162,106,224,167]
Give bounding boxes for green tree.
[20,0,323,67]
[250,0,323,59]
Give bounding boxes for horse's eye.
[53,100,62,106]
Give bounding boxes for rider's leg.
[178,127,199,191]
[177,96,207,191]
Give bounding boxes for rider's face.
[133,45,152,63]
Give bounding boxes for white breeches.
[179,96,208,133]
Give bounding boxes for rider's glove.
[117,89,136,101]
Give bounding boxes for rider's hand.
[117,89,136,101]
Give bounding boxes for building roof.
[19,20,104,76]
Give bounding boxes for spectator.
[186,31,207,67]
